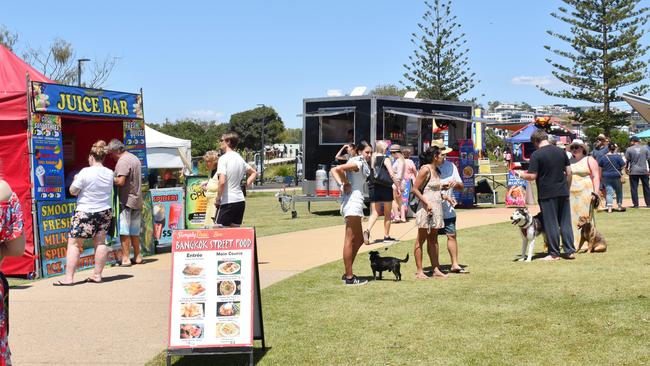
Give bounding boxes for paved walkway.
[10,205,535,365]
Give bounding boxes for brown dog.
[576,216,607,253]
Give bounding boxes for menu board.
[123,119,148,185]
[184,176,209,229]
[31,114,65,201]
[151,187,185,245]
[506,171,527,207]
[169,229,255,349]
[37,199,118,277]
[457,139,476,207]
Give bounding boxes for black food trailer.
[277,95,473,218]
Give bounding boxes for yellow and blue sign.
[31,82,143,119]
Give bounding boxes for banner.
[31,82,143,119]
[31,114,65,200]
[37,199,118,278]
[151,188,185,245]
[123,120,148,185]
[139,190,155,256]
[457,139,476,207]
[506,171,527,207]
[168,229,256,349]
[185,176,209,229]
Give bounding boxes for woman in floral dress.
[568,139,600,251]
[412,146,449,279]
[0,178,27,365]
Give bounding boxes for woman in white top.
[331,141,372,286]
[390,144,406,223]
[55,141,114,286]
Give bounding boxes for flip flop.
[449,267,470,274]
[53,281,74,287]
[85,277,102,284]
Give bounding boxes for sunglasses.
[569,146,582,150]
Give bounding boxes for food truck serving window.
[306,107,355,145]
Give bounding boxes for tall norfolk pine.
[541,0,649,131]
[402,0,477,101]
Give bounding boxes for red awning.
[0,45,52,276]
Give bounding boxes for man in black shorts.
[215,132,257,227]
[516,129,575,261]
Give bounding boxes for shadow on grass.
[9,284,32,290]
[170,346,271,366]
[310,209,342,216]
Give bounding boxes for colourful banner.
[168,228,256,349]
[457,139,476,207]
[185,176,209,229]
[31,114,65,201]
[151,188,185,245]
[31,82,143,119]
[37,199,118,278]
[506,171,527,207]
[123,119,148,185]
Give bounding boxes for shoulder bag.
[370,156,393,187]
[408,166,431,213]
[605,154,626,184]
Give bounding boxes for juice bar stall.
[29,81,154,278]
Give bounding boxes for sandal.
[85,277,102,284]
[449,267,470,274]
[53,281,74,287]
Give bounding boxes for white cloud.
[511,75,557,87]
[187,109,224,120]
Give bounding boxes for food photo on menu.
[217,280,241,296]
[180,302,205,319]
[217,260,241,275]
[183,282,206,297]
[182,263,204,277]
[215,322,240,338]
[217,302,241,317]
[180,324,204,340]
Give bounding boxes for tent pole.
[25,74,39,279]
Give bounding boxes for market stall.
[0,45,156,277]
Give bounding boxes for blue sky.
[3,1,648,128]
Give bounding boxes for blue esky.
[3,1,647,128]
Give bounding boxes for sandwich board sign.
[167,228,265,365]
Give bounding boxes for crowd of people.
[515,130,650,260]
[331,139,467,286]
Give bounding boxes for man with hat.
[592,134,609,160]
[431,139,468,273]
[625,135,650,208]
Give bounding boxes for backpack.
[370,156,393,187]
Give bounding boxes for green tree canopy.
[229,106,285,151]
[280,128,302,144]
[149,120,228,158]
[369,84,408,97]
[402,0,477,100]
[541,0,649,133]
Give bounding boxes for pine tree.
[402,0,477,101]
[541,0,650,133]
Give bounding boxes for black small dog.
[369,250,409,281]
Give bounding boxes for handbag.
[408,167,431,213]
[370,156,393,187]
[605,155,626,184]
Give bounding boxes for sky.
[3,0,648,128]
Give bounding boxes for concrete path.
[10,204,537,365]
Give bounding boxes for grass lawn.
[243,191,343,237]
[150,208,649,365]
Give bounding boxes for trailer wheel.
[291,210,298,219]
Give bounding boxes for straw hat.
[569,139,589,153]
[430,139,453,154]
[389,144,402,153]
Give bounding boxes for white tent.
[145,125,192,171]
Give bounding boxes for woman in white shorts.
[330,141,372,286]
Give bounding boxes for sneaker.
[383,236,398,243]
[343,275,368,286]
[363,230,370,245]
